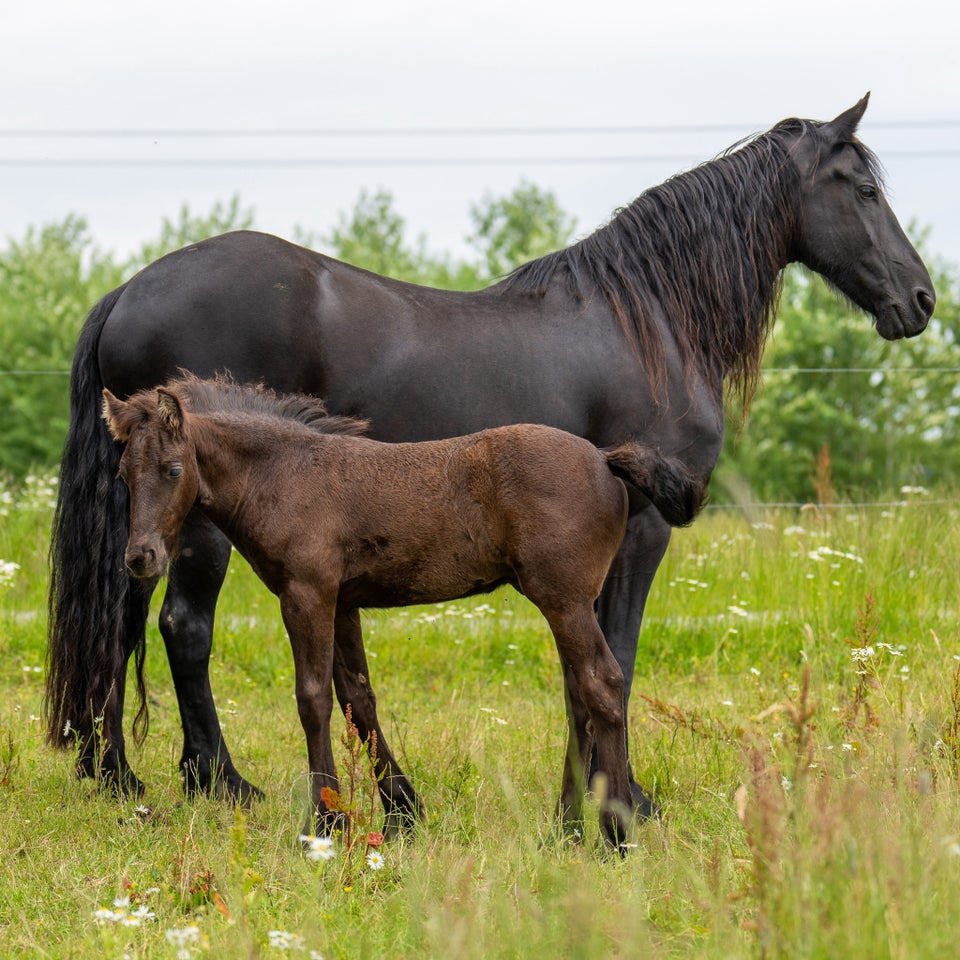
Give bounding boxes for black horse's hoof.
[382,805,423,840]
[77,753,147,799]
[631,780,661,821]
[181,758,264,806]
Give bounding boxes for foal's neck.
[192,415,304,525]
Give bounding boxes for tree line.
[1,185,958,502]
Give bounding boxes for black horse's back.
[99,231,329,399]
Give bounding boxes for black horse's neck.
[501,123,806,410]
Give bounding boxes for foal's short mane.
[164,373,368,437]
[497,117,883,412]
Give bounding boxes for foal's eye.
[857,184,878,201]
[165,463,183,479]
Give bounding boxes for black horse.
[46,96,934,813]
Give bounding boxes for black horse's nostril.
[916,287,936,320]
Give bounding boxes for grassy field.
[3,475,960,958]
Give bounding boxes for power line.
[2,150,959,169]
[1,119,959,138]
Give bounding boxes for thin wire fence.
[4,368,958,508]
[4,367,960,377]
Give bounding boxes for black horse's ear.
[156,387,185,438]
[102,389,133,442]
[822,93,870,142]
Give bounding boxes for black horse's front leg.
[594,507,673,821]
[159,512,262,802]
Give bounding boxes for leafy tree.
[468,179,577,279]
[718,250,960,503]
[125,196,255,273]
[0,217,122,477]
[301,188,480,290]
[0,200,257,477]
[306,182,577,290]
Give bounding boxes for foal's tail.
[45,282,151,752]
[603,443,707,527]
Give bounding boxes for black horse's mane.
[164,372,368,437]
[498,118,883,411]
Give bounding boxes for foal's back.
[284,423,629,610]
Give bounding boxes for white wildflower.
[165,925,201,947]
[0,560,19,587]
[300,834,336,862]
[268,929,305,950]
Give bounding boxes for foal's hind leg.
[75,575,153,798]
[159,512,262,802]
[333,607,423,835]
[541,601,633,847]
[558,665,594,834]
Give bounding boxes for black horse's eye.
[857,184,878,201]
[166,463,183,479]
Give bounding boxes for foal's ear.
[102,389,134,442]
[156,387,185,438]
[822,92,870,143]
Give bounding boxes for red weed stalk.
[320,705,385,885]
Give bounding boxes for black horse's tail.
[45,282,152,753]
[603,442,707,527]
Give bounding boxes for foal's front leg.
[279,583,340,835]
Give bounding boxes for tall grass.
[2,477,960,957]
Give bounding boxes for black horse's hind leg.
[332,606,423,835]
[75,576,154,798]
[159,511,262,802]
[594,508,673,821]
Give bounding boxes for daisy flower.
[300,834,336,862]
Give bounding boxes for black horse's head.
[789,94,935,340]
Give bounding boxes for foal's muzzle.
[124,541,167,579]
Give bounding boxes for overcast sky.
[4,0,958,272]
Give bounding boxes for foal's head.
[103,374,366,579]
[103,384,201,579]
